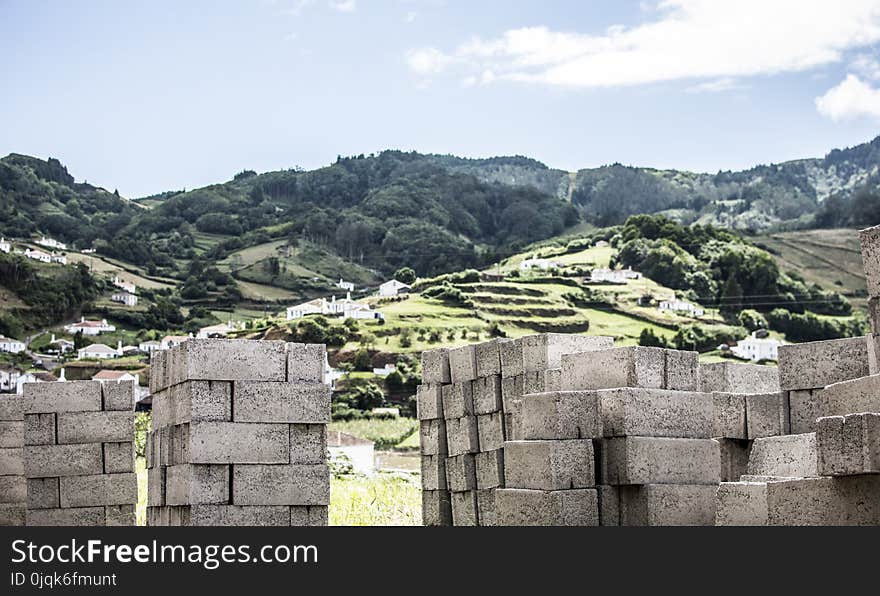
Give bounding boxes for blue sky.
[2,0,880,197]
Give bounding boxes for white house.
[0,335,26,354]
[36,236,67,251]
[15,371,57,395]
[0,366,21,392]
[286,298,325,320]
[590,267,642,284]
[730,332,783,362]
[65,317,116,336]
[658,296,704,317]
[286,294,380,320]
[0,238,10,253]
[519,258,559,271]
[378,279,411,297]
[336,278,355,292]
[111,292,138,307]
[112,276,137,295]
[24,248,53,263]
[161,335,190,350]
[595,240,609,248]
[328,431,375,475]
[197,321,238,339]
[48,334,74,354]
[50,253,67,265]
[78,342,122,360]
[93,369,139,385]
[372,363,397,377]
[138,340,162,353]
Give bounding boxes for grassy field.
[329,417,419,450]
[329,472,421,526]
[66,253,176,290]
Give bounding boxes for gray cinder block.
[472,375,502,415]
[475,340,502,378]
[717,438,752,482]
[788,389,819,434]
[501,374,523,412]
[516,391,602,440]
[165,464,229,505]
[475,449,504,489]
[102,381,136,411]
[188,505,291,527]
[441,382,473,419]
[561,346,665,391]
[521,333,614,373]
[0,396,25,421]
[0,475,25,504]
[416,384,443,420]
[869,334,879,375]
[421,455,447,490]
[747,433,818,478]
[544,368,562,392]
[817,374,880,419]
[419,419,447,456]
[817,413,880,476]
[450,490,479,526]
[290,424,326,465]
[421,348,451,385]
[56,411,133,444]
[444,454,476,492]
[448,345,478,383]
[765,476,880,525]
[188,422,289,464]
[24,381,102,414]
[0,504,25,526]
[504,440,595,490]
[445,416,479,456]
[597,485,620,526]
[104,442,134,474]
[290,505,328,527]
[618,484,717,526]
[105,505,135,526]
[149,349,168,394]
[522,370,545,396]
[777,337,869,391]
[0,421,23,449]
[664,349,699,391]
[712,393,747,439]
[745,392,789,438]
[26,506,106,526]
[499,338,524,378]
[286,342,325,383]
[26,414,56,447]
[165,339,288,387]
[233,464,329,506]
[26,477,58,509]
[0,447,24,476]
[59,473,137,508]
[233,382,330,424]
[505,400,522,442]
[477,412,505,452]
[147,466,165,507]
[859,224,880,297]
[715,482,769,526]
[475,489,496,526]
[699,362,779,393]
[422,490,452,526]
[163,380,233,427]
[23,444,102,478]
[601,437,720,485]
[496,488,598,526]
[600,388,713,439]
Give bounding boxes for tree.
[638,328,667,348]
[353,347,372,371]
[73,330,85,350]
[737,309,768,332]
[719,274,744,318]
[394,267,416,285]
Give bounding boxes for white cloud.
[405,0,880,89]
[283,0,314,16]
[405,11,417,23]
[816,74,880,120]
[329,0,356,12]
[685,77,743,93]
[851,53,880,79]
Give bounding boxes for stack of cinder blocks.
[0,395,25,525]
[23,380,136,526]
[418,333,613,526]
[146,339,330,526]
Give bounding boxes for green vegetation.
[328,417,419,450]
[329,472,420,526]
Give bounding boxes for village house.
[93,369,139,385]
[729,332,784,362]
[0,335,26,354]
[0,238,11,253]
[286,294,381,321]
[65,317,116,336]
[197,321,238,339]
[24,248,52,263]
[658,296,705,317]
[519,258,560,271]
[336,278,355,292]
[77,341,122,360]
[36,236,66,251]
[378,279,411,297]
[112,275,137,294]
[161,335,191,350]
[15,371,58,395]
[138,340,162,354]
[590,267,643,284]
[111,291,138,307]
[0,366,21,392]
[48,334,74,354]
[372,363,397,377]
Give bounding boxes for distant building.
[138,340,162,354]
[111,292,138,307]
[24,248,52,264]
[336,278,355,292]
[0,366,21,392]
[50,253,67,265]
[160,335,191,350]
[112,276,137,295]
[595,240,609,248]
[590,267,642,284]
[0,238,10,253]
[36,237,66,251]
[16,371,58,395]
[49,334,74,354]
[730,332,783,362]
[328,431,375,475]
[378,279,411,297]
[78,342,122,360]
[520,258,559,271]
[197,321,238,339]
[372,363,397,377]
[0,335,26,354]
[286,294,381,321]
[65,318,116,336]
[92,369,139,385]
[658,296,704,317]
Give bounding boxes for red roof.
[92,370,132,380]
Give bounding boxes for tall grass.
[329,417,418,450]
[330,472,421,526]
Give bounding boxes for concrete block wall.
[146,339,330,526]
[22,380,136,526]
[0,395,25,525]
